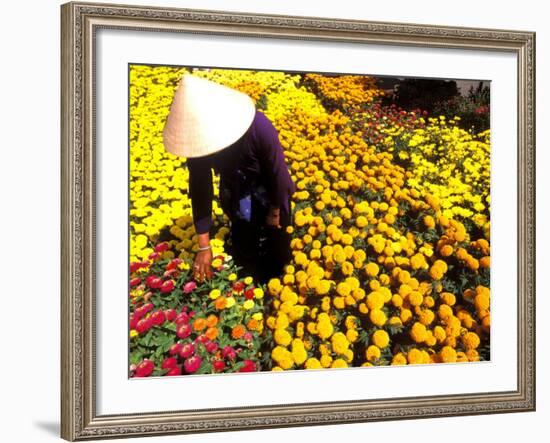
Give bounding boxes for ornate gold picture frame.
[61,1,535,440]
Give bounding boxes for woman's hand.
[266,205,281,228]
[193,233,213,282]
[193,249,213,282]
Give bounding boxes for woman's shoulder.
[251,109,278,139]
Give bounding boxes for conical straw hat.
[163,73,256,158]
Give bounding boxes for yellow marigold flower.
[336,282,352,297]
[369,309,387,327]
[271,346,294,370]
[408,291,423,307]
[316,280,332,295]
[209,289,221,300]
[365,262,379,277]
[275,313,289,329]
[291,339,308,365]
[253,287,264,298]
[400,308,413,324]
[418,309,435,326]
[305,358,322,369]
[392,353,408,365]
[331,358,348,368]
[243,300,254,310]
[372,329,390,348]
[462,332,481,350]
[228,273,237,282]
[392,294,403,307]
[331,332,350,355]
[410,322,428,343]
[366,291,385,310]
[399,284,412,297]
[424,215,436,229]
[366,345,381,362]
[268,278,282,295]
[346,328,359,343]
[274,328,292,346]
[440,346,458,363]
[317,320,334,340]
[130,329,138,338]
[438,304,453,320]
[320,354,333,368]
[440,244,454,257]
[407,348,424,365]
[441,292,456,306]
[474,292,490,311]
[333,296,346,310]
[225,297,236,308]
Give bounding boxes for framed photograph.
[60,1,536,440]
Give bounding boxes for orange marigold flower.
[215,296,227,310]
[193,318,207,331]
[206,314,219,328]
[231,324,246,339]
[205,326,219,340]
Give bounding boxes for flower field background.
[128,65,491,377]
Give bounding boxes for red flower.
[148,251,161,261]
[166,258,183,271]
[134,359,154,377]
[169,343,183,356]
[183,355,202,374]
[205,341,219,353]
[244,288,255,300]
[160,279,175,293]
[129,314,138,330]
[130,277,141,287]
[130,262,141,274]
[175,312,190,325]
[232,281,245,293]
[151,310,166,326]
[238,359,256,373]
[179,342,195,359]
[145,276,162,289]
[165,309,177,322]
[212,360,226,372]
[176,324,192,339]
[165,366,182,376]
[161,357,178,369]
[154,242,170,253]
[221,346,237,360]
[135,316,153,334]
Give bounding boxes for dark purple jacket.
[187,110,296,234]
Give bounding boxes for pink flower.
[183,355,202,374]
[222,346,237,360]
[243,332,254,342]
[205,341,219,353]
[183,281,197,294]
